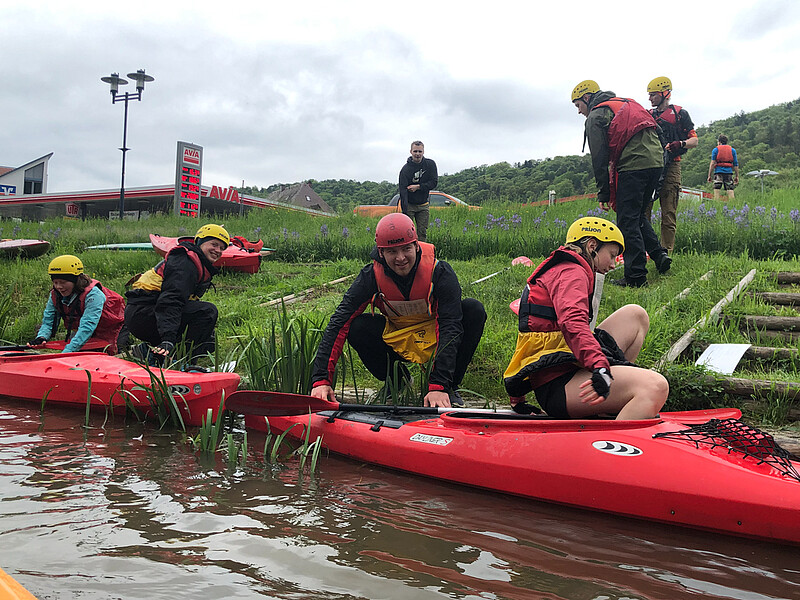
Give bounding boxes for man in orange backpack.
[572,80,671,288]
[707,134,740,200]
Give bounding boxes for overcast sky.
[3,0,799,194]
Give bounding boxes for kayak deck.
[245,408,800,545]
[0,351,239,426]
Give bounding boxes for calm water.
[1,401,799,600]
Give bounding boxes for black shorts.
[533,369,578,419]
[531,327,631,419]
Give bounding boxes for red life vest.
[372,242,437,319]
[593,98,658,209]
[652,104,690,157]
[51,280,125,354]
[715,144,734,168]
[517,248,594,333]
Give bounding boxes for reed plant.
[235,303,325,394]
[190,393,227,454]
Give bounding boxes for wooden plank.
[259,274,355,307]
[775,272,800,284]
[656,269,757,369]
[744,329,800,342]
[653,270,713,318]
[755,292,800,306]
[742,315,800,331]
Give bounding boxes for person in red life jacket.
[504,218,669,420]
[124,224,229,362]
[707,134,740,200]
[28,255,125,354]
[645,76,698,254]
[571,80,671,287]
[310,213,486,408]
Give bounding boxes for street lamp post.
[100,69,154,220]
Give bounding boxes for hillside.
[242,97,800,213]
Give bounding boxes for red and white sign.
[210,186,240,203]
[183,148,200,166]
[65,202,79,217]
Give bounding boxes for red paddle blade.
[225,390,338,416]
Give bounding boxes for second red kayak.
[0,351,239,426]
[242,400,800,546]
[150,234,263,273]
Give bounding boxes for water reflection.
[0,403,798,600]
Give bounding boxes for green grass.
[3,188,800,423]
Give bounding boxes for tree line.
[241,97,800,213]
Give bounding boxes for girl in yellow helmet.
[28,255,125,354]
[503,218,668,420]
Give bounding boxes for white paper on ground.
[695,343,751,375]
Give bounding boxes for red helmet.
[375,213,417,248]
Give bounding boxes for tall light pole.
[101,69,154,220]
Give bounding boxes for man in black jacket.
[310,213,485,408]
[125,224,229,362]
[398,140,438,241]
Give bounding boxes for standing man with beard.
[645,76,698,256]
[398,140,438,242]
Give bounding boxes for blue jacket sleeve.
[36,295,58,340]
[63,287,105,352]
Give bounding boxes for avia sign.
[209,186,241,203]
[183,148,201,166]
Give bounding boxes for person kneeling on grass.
[310,212,487,408]
[124,224,229,364]
[28,255,125,354]
[503,217,668,420]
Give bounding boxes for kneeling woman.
[124,224,229,362]
[29,255,125,354]
[504,217,668,420]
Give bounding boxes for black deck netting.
[653,418,800,483]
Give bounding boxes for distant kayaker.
[504,217,669,420]
[124,224,229,363]
[310,212,486,408]
[29,255,125,354]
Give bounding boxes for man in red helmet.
[310,213,486,408]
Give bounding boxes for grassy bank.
[1,188,799,422]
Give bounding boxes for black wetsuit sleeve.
[155,252,198,344]
[428,261,463,390]
[311,264,377,385]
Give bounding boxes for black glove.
[666,140,683,153]
[591,367,613,398]
[512,401,542,415]
[28,337,47,346]
[153,341,175,355]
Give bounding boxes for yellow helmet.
[194,224,230,248]
[571,80,599,102]
[647,76,672,93]
[566,217,625,252]
[48,255,84,277]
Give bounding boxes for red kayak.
[0,351,239,426]
[0,239,50,259]
[238,393,800,545]
[149,234,263,273]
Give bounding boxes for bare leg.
[596,304,649,362]
[564,365,669,420]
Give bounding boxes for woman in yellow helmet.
[503,217,668,420]
[28,255,125,354]
[124,224,229,362]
